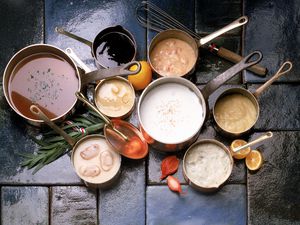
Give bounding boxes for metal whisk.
[136,1,201,39]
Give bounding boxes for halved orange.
[245,150,263,171]
[230,139,251,159]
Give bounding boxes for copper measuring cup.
[213,61,293,137]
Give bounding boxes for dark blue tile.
[147,184,246,225]
[99,158,145,225]
[1,186,49,225]
[195,0,242,35]
[247,84,300,130]
[148,148,185,185]
[0,0,43,77]
[45,0,147,71]
[51,186,97,225]
[195,36,242,84]
[244,0,300,83]
[247,131,300,225]
[0,87,82,184]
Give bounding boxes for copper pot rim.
[137,76,206,145]
[182,139,234,191]
[94,76,136,119]
[70,134,122,186]
[147,29,198,77]
[3,43,81,125]
[212,87,260,135]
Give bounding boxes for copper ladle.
[75,92,148,159]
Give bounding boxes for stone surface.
[247,131,300,225]
[0,0,43,76]
[99,158,145,225]
[244,0,300,83]
[0,86,82,185]
[147,184,247,225]
[51,186,97,225]
[195,0,242,35]
[248,84,300,130]
[1,186,49,225]
[195,36,242,84]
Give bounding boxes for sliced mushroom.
[100,150,114,171]
[79,165,101,177]
[80,144,100,160]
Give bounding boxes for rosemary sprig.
[20,111,104,174]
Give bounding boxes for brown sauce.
[8,53,79,120]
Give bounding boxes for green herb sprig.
[20,111,104,174]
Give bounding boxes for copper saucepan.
[30,105,122,188]
[148,16,248,77]
[138,51,262,152]
[56,25,137,69]
[213,61,293,137]
[2,44,140,126]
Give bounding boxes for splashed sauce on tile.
[8,53,79,120]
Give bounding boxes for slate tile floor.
[0,0,299,225]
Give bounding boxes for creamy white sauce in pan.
[73,137,120,184]
[185,143,232,188]
[140,83,203,143]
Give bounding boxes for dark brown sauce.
[8,53,79,120]
[95,32,135,68]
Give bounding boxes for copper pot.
[213,61,292,137]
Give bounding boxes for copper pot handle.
[253,61,293,98]
[201,51,263,100]
[55,27,93,48]
[30,105,76,146]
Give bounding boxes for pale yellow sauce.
[95,78,135,118]
[150,38,196,76]
[73,137,121,184]
[214,94,257,133]
[185,143,231,188]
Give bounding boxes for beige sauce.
[73,137,121,184]
[185,143,232,188]
[95,78,135,118]
[214,93,257,133]
[150,38,196,77]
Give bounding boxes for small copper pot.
[56,25,137,69]
[182,139,233,192]
[148,17,248,77]
[213,61,292,137]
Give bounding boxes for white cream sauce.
[140,83,203,143]
[214,93,257,133]
[150,38,196,76]
[73,137,121,184]
[185,143,232,188]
